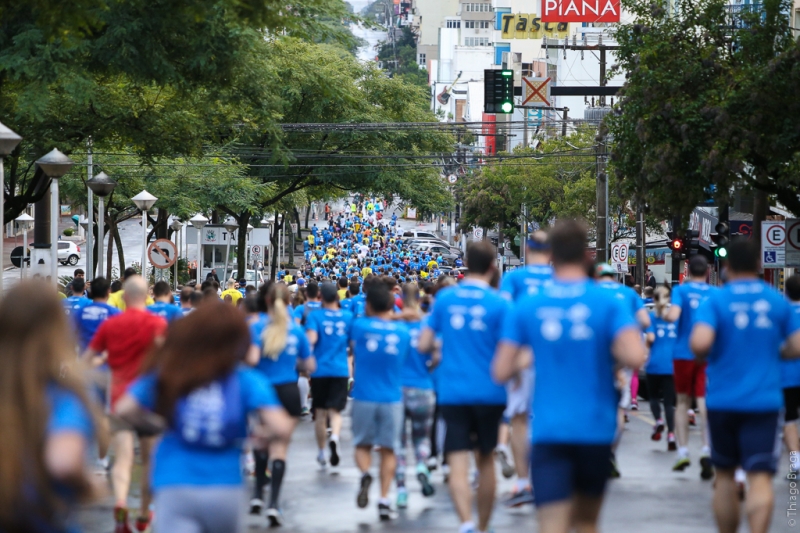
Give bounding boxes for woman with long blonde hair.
[0,282,108,532]
[246,283,316,526]
[645,286,678,449]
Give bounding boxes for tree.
[376,26,429,89]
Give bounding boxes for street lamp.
[222,218,239,283]
[86,172,117,279]
[189,214,208,285]
[0,122,22,294]
[36,148,74,287]
[131,190,157,279]
[170,219,183,290]
[15,212,33,279]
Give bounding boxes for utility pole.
[595,138,608,262]
[636,207,645,291]
[671,215,681,284]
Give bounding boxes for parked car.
[402,230,439,240]
[58,241,81,266]
[414,243,463,262]
[406,237,452,248]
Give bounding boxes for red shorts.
[673,360,706,397]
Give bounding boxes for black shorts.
[274,382,302,418]
[785,387,800,422]
[530,443,612,506]
[439,404,505,456]
[311,377,349,412]
[707,410,781,473]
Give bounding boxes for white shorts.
[503,369,533,420]
[618,368,633,409]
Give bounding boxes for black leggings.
[646,374,676,433]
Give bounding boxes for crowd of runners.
[0,203,799,533]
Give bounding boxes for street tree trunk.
[304,205,311,230]
[236,212,251,280]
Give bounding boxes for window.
[465,20,490,29]
[418,53,426,66]
[463,3,492,12]
[479,20,490,28]
[446,19,461,28]
[465,20,474,28]
[465,37,490,46]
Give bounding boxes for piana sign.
[541,0,621,22]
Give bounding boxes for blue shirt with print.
[499,264,553,301]
[73,301,121,350]
[250,318,311,385]
[646,312,677,375]
[306,308,353,378]
[147,301,184,323]
[671,281,716,360]
[351,318,410,403]
[400,319,433,390]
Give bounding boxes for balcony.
[723,3,765,28]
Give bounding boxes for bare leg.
[110,430,134,507]
[329,409,343,438]
[355,446,372,473]
[379,448,396,499]
[137,436,157,519]
[745,472,774,533]
[572,494,604,533]
[314,408,328,451]
[785,422,800,470]
[675,394,691,449]
[713,468,740,533]
[475,452,497,532]
[696,396,709,449]
[446,451,473,524]
[537,501,572,533]
[510,414,530,483]
[497,422,509,449]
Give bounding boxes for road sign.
[786,219,800,267]
[473,227,484,240]
[251,245,261,256]
[761,221,785,267]
[611,243,629,273]
[147,239,177,269]
[447,174,458,184]
[290,223,298,233]
[9,246,26,268]
[522,77,551,107]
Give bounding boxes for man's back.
[75,301,120,350]
[672,281,715,359]
[499,264,553,301]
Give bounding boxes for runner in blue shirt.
[418,241,509,533]
[494,220,645,533]
[691,239,800,533]
[246,284,316,524]
[349,283,410,521]
[63,277,91,316]
[73,277,121,351]
[665,255,716,475]
[645,287,678,449]
[782,275,800,478]
[497,231,552,507]
[305,283,354,468]
[115,302,293,531]
[146,281,183,323]
[293,281,322,325]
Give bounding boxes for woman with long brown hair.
[0,282,108,533]
[114,301,292,533]
[246,283,316,526]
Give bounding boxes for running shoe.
[357,472,373,508]
[504,487,535,507]
[496,449,514,479]
[624,413,629,423]
[113,506,132,533]
[396,489,408,509]
[426,456,438,472]
[688,410,697,426]
[267,507,284,528]
[609,455,621,478]
[316,452,327,469]
[300,407,310,417]
[700,456,714,480]
[378,502,397,521]
[250,498,264,515]
[651,420,664,441]
[631,400,638,411]
[667,433,677,451]
[442,464,450,483]
[417,463,435,497]
[329,439,340,467]
[672,457,691,471]
[134,511,152,532]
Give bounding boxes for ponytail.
[653,286,671,319]
[262,285,290,360]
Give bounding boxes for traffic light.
[685,229,700,257]
[667,230,686,259]
[710,221,730,259]
[484,69,514,114]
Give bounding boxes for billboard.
[541,0,621,23]
[500,13,570,39]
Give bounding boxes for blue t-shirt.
[63,295,91,316]
[351,318,410,403]
[425,280,509,405]
[48,385,94,440]
[293,301,321,324]
[501,279,637,444]
[695,279,800,411]
[499,264,553,301]
[783,302,800,388]
[73,301,121,350]
[646,312,677,375]
[250,318,311,385]
[127,368,280,490]
[343,293,367,318]
[400,319,433,390]
[147,302,184,323]
[596,280,644,320]
[306,308,353,378]
[671,281,716,360]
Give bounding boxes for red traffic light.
[670,239,683,250]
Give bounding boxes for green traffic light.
[715,247,728,258]
[501,101,513,113]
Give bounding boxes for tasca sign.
[500,14,570,39]
[541,0,621,22]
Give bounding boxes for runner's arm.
[664,304,681,323]
[611,328,647,368]
[689,323,715,360]
[80,347,106,367]
[782,331,800,359]
[492,341,532,384]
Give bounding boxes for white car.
[58,241,81,266]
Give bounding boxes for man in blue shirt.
[147,281,183,323]
[494,220,645,533]
[293,281,321,326]
[691,239,800,533]
[349,284,410,521]
[73,276,121,351]
[665,255,716,476]
[497,231,553,507]
[306,283,353,468]
[418,241,509,533]
[63,277,91,316]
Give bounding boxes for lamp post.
[131,191,158,279]
[36,148,74,286]
[170,219,183,290]
[189,214,208,285]
[0,123,22,294]
[222,218,239,283]
[86,172,117,279]
[15,212,33,279]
